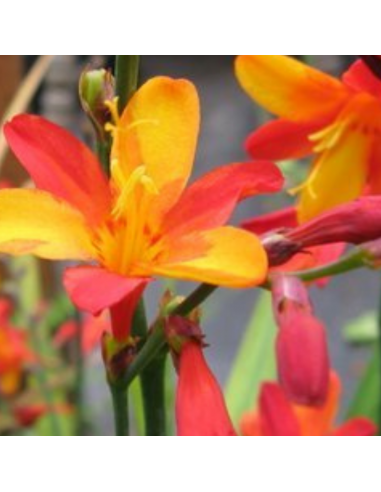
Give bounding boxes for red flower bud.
[168,317,236,436]
[176,341,236,436]
[264,197,381,266]
[272,276,330,406]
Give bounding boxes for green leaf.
[343,312,378,346]
[225,291,277,426]
[347,349,380,424]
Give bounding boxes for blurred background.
[0,56,375,435]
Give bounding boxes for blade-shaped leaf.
[225,291,277,426]
[346,348,380,425]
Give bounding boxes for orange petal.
[236,55,349,122]
[295,372,340,436]
[0,189,95,260]
[113,77,200,222]
[5,115,111,227]
[151,227,268,288]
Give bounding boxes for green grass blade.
[225,291,277,426]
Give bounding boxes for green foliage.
[343,312,379,346]
[347,349,380,426]
[225,292,277,426]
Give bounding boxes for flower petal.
[259,383,301,436]
[333,419,377,437]
[63,267,150,341]
[161,161,284,238]
[294,372,340,436]
[236,55,349,122]
[176,342,236,436]
[114,77,200,221]
[5,115,111,226]
[0,189,95,260]
[343,60,381,99]
[246,120,319,160]
[242,206,297,235]
[298,127,372,223]
[151,227,268,288]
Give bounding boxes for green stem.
[115,56,140,112]
[283,248,367,284]
[105,55,141,437]
[131,299,167,436]
[377,276,381,431]
[73,309,86,436]
[140,353,167,436]
[96,140,111,176]
[124,283,218,388]
[174,284,217,317]
[110,383,129,436]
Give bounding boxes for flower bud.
[264,197,381,266]
[272,275,330,406]
[79,68,115,140]
[166,316,236,436]
[101,332,137,383]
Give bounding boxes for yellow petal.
[297,125,373,223]
[0,189,96,260]
[236,55,349,122]
[112,77,200,222]
[150,227,268,288]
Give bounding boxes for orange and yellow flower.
[241,373,377,437]
[1,77,283,341]
[236,55,381,222]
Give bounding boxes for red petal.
[63,267,150,341]
[333,418,377,437]
[246,119,319,160]
[260,383,301,436]
[343,60,381,99]
[162,161,283,238]
[176,342,236,436]
[4,115,111,226]
[242,206,297,235]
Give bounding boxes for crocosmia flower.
[1,77,283,341]
[236,55,381,222]
[241,373,377,437]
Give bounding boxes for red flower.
[241,373,377,437]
